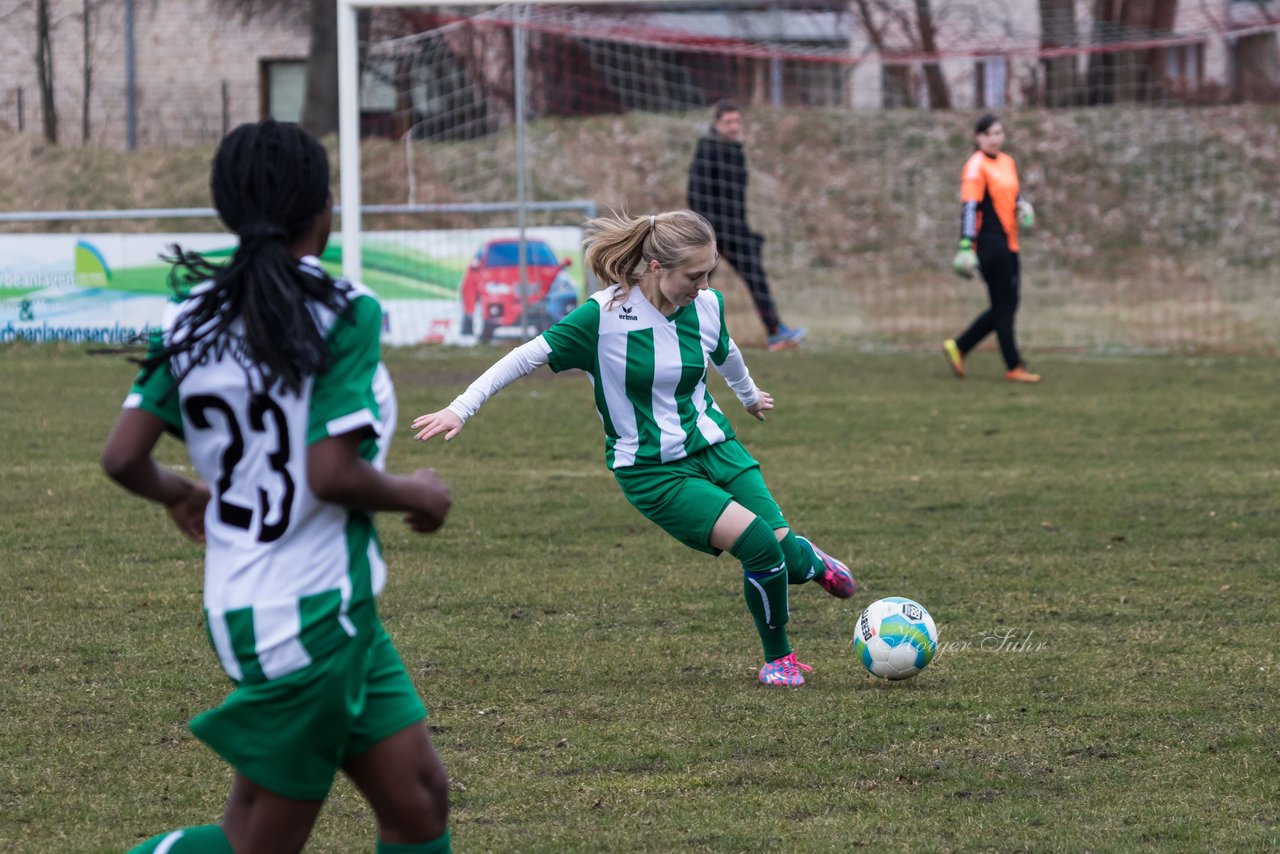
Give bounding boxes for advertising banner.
[0,227,585,347]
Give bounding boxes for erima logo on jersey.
[617,304,638,321]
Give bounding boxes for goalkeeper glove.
[952,239,978,279]
[1017,198,1035,231]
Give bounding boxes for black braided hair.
[143,119,350,395]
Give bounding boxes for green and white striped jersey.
[541,285,758,470]
[124,261,393,684]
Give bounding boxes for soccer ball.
[853,597,939,680]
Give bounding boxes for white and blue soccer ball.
[853,596,939,680]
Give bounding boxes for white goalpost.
[340,0,481,283]
[334,0,629,345]
[336,0,634,286]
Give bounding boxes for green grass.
[1,343,1278,852]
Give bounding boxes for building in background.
[0,1,1277,149]
[0,0,309,148]
[846,0,1280,110]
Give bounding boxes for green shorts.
[189,609,427,801]
[614,439,787,555]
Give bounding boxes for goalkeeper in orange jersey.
[943,113,1040,384]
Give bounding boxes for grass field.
[1,342,1277,852]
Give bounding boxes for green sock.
[730,517,791,662]
[378,829,452,854]
[780,530,819,585]
[127,825,233,854]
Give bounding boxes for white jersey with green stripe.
[123,259,393,684]
[542,285,758,470]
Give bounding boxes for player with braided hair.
[411,210,857,688]
[102,119,455,854]
[150,118,352,396]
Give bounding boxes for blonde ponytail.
[583,210,717,308]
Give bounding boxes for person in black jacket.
[687,100,805,350]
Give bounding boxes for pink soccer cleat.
[798,536,857,599]
[757,652,813,686]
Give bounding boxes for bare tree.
[1085,0,1119,104]
[36,0,57,144]
[852,0,952,109]
[0,4,25,129]
[218,0,338,136]
[81,0,91,143]
[852,0,919,52]
[1087,0,1179,103]
[300,0,338,135]
[913,0,951,109]
[1120,0,1177,101]
[1199,0,1279,100]
[1038,0,1080,106]
[853,0,907,106]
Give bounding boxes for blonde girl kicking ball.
[412,210,856,687]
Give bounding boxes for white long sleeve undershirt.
[713,339,760,408]
[446,336,552,422]
[445,332,761,423]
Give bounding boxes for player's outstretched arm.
[410,336,551,444]
[309,431,451,533]
[412,409,465,443]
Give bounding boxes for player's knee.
[380,757,450,840]
[729,517,783,565]
[221,785,311,854]
[419,758,450,822]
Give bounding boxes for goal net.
[339,1,1280,352]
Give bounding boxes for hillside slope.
[3,104,1277,350]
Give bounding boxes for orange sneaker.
[1005,365,1041,383]
[942,339,966,378]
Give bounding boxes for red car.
[459,238,576,342]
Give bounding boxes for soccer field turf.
[1,343,1276,851]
